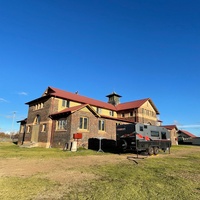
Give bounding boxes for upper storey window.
[62,100,70,108]
[141,108,156,117]
[96,107,102,114]
[109,111,114,117]
[34,103,44,110]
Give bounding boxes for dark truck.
[116,123,171,155]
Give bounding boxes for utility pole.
[10,111,16,139]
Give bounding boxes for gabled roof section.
[178,130,196,138]
[42,87,55,96]
[26,86,160,115]
[46,86,116,110]
[162,125,178,130]
[50,104,100,117]
[116,98,160,114]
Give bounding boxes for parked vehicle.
[116,123,171,155]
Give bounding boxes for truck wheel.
[148,146,154,155]
[120,139,127,152]
[153,147,159,155]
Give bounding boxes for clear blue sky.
[0,0,200,136]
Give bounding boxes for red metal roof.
[50,104,88,116]
[47,87,116,110]
[26,86,160,114]
[100,115,134,123]
[162,125,178,130]
[116,98,159,114]
[116,98,148,110]
[50,104,101,118]
[178,130,196,138]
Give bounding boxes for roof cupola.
[106,92,122,106]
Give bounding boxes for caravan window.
[140,126,143,131]
[151,131,159,137]
[161,132,167,139]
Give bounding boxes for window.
[42,124,46,132]
[79,117,88,130]
[140,126,143,131]
[151,131,159,137]
[121,113,125,117]
[62,100,70,107]
[27,126,31,133]
[130,111,133,117]
[109,111,114,116]
[96,107,102,114]
[34,115,41,124]
[99,120,105,131]
[20,125,25,133]
[161,132,167,139]
[34,103,44,110]
[57,119,67,130]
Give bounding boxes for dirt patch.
[0,153,133,199]
[0,154,128,178]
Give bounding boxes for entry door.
[31,124,39,143]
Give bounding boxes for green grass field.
[0,142,200,200]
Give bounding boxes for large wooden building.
[18,86,160,148]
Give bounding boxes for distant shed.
[177,130,197,145]
[192,137,200,145]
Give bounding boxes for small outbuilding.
[162,125,178,145]
[177,130,197,145]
